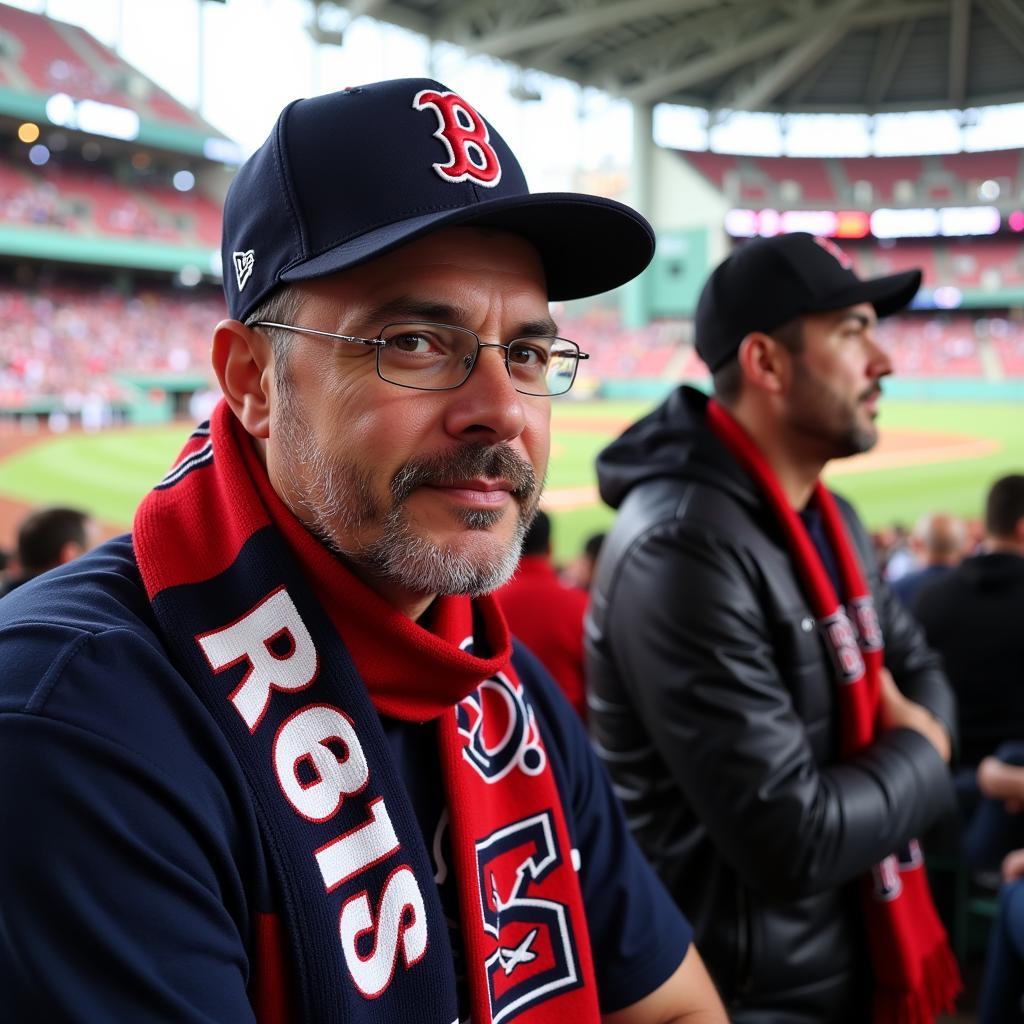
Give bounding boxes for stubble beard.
[273,386,540,597]
[789,360,880,459]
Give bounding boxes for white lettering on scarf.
[197,587,318,731]
[198,588,428,999]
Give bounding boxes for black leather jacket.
[586,386,956,1023]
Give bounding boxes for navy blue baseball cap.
[695,232,921,372]
[221,78,656,322]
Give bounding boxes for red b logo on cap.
[413,89,502,188]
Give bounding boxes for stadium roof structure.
[336,0,1024,114]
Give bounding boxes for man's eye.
[389,332,436,353]
[509,343,549,367]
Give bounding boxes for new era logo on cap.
[233,250,255,292]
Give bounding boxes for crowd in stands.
[2,284,1024,417]
[0,284,223,411]
[0,161,222,246]
[557,307,1024,383]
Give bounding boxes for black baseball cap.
[221,78,655,322]
[695,232,921,372]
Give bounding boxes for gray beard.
[356,502,527,596]
[274,392,538,597]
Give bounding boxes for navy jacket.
[0,536,690,1022]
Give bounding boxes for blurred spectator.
[561,530,605,591]
[964,753,1024,1024]
[493,510,589,719]
[0,283,223,416]
[914,474,1024,770]
[890,512,966,608]
[882,521,915,581]
[0,506,95,597]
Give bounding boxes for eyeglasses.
[253,320,589,397]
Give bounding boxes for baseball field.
[0,397,1020,563]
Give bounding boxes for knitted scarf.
[706,399,960,1024]
[133,400,600,1024]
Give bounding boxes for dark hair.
[985,474,1024,538]
[583,531,605,562]
[17,506,90,575]
[521,509,551,556]
[712,316,804,405]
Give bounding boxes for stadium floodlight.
[203,137,244,166]
[45,93,140,142]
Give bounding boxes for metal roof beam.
[340,0,431,35]
[463,0,718,59]
[849,0,944,25]
[948,0,970,108]
[864,18,916,108]
[591,1,763,82]
[976,0,1024,63]
[623,1,856,105]
[983,0,1024,32]
[727,0,869,111]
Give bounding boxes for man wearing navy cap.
[587,233,961,1023]
[0,80,724,1022]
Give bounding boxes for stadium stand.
[0,3,211,130]
[839,156,925,205]
[0,4,234,423]
[1,1,1021,420]
[0,280,222,421]
[0,159,222,245]
[677,149,1024,209]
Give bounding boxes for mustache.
[390,444,538,504]
[860,383,883,402]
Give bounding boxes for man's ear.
[736,331,790,396]
[212,319,273,439]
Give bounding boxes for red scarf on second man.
[706,398,960,1024]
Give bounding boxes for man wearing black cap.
[587,233,960,1023]
[0,81,725,1023]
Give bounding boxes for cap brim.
[279,192,654,301]
[817,268,922,319]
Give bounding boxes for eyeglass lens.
[378,322,579,396]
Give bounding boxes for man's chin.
[350,521,524,598]
[837,424,879,458]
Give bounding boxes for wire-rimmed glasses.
[253,320,589,397]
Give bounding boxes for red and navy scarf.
[707,400,960,1024]
[133,400,600,1024]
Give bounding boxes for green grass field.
[0,398,1020,563]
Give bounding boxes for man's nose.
[865,332,892,377]
[443,344,527,444]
